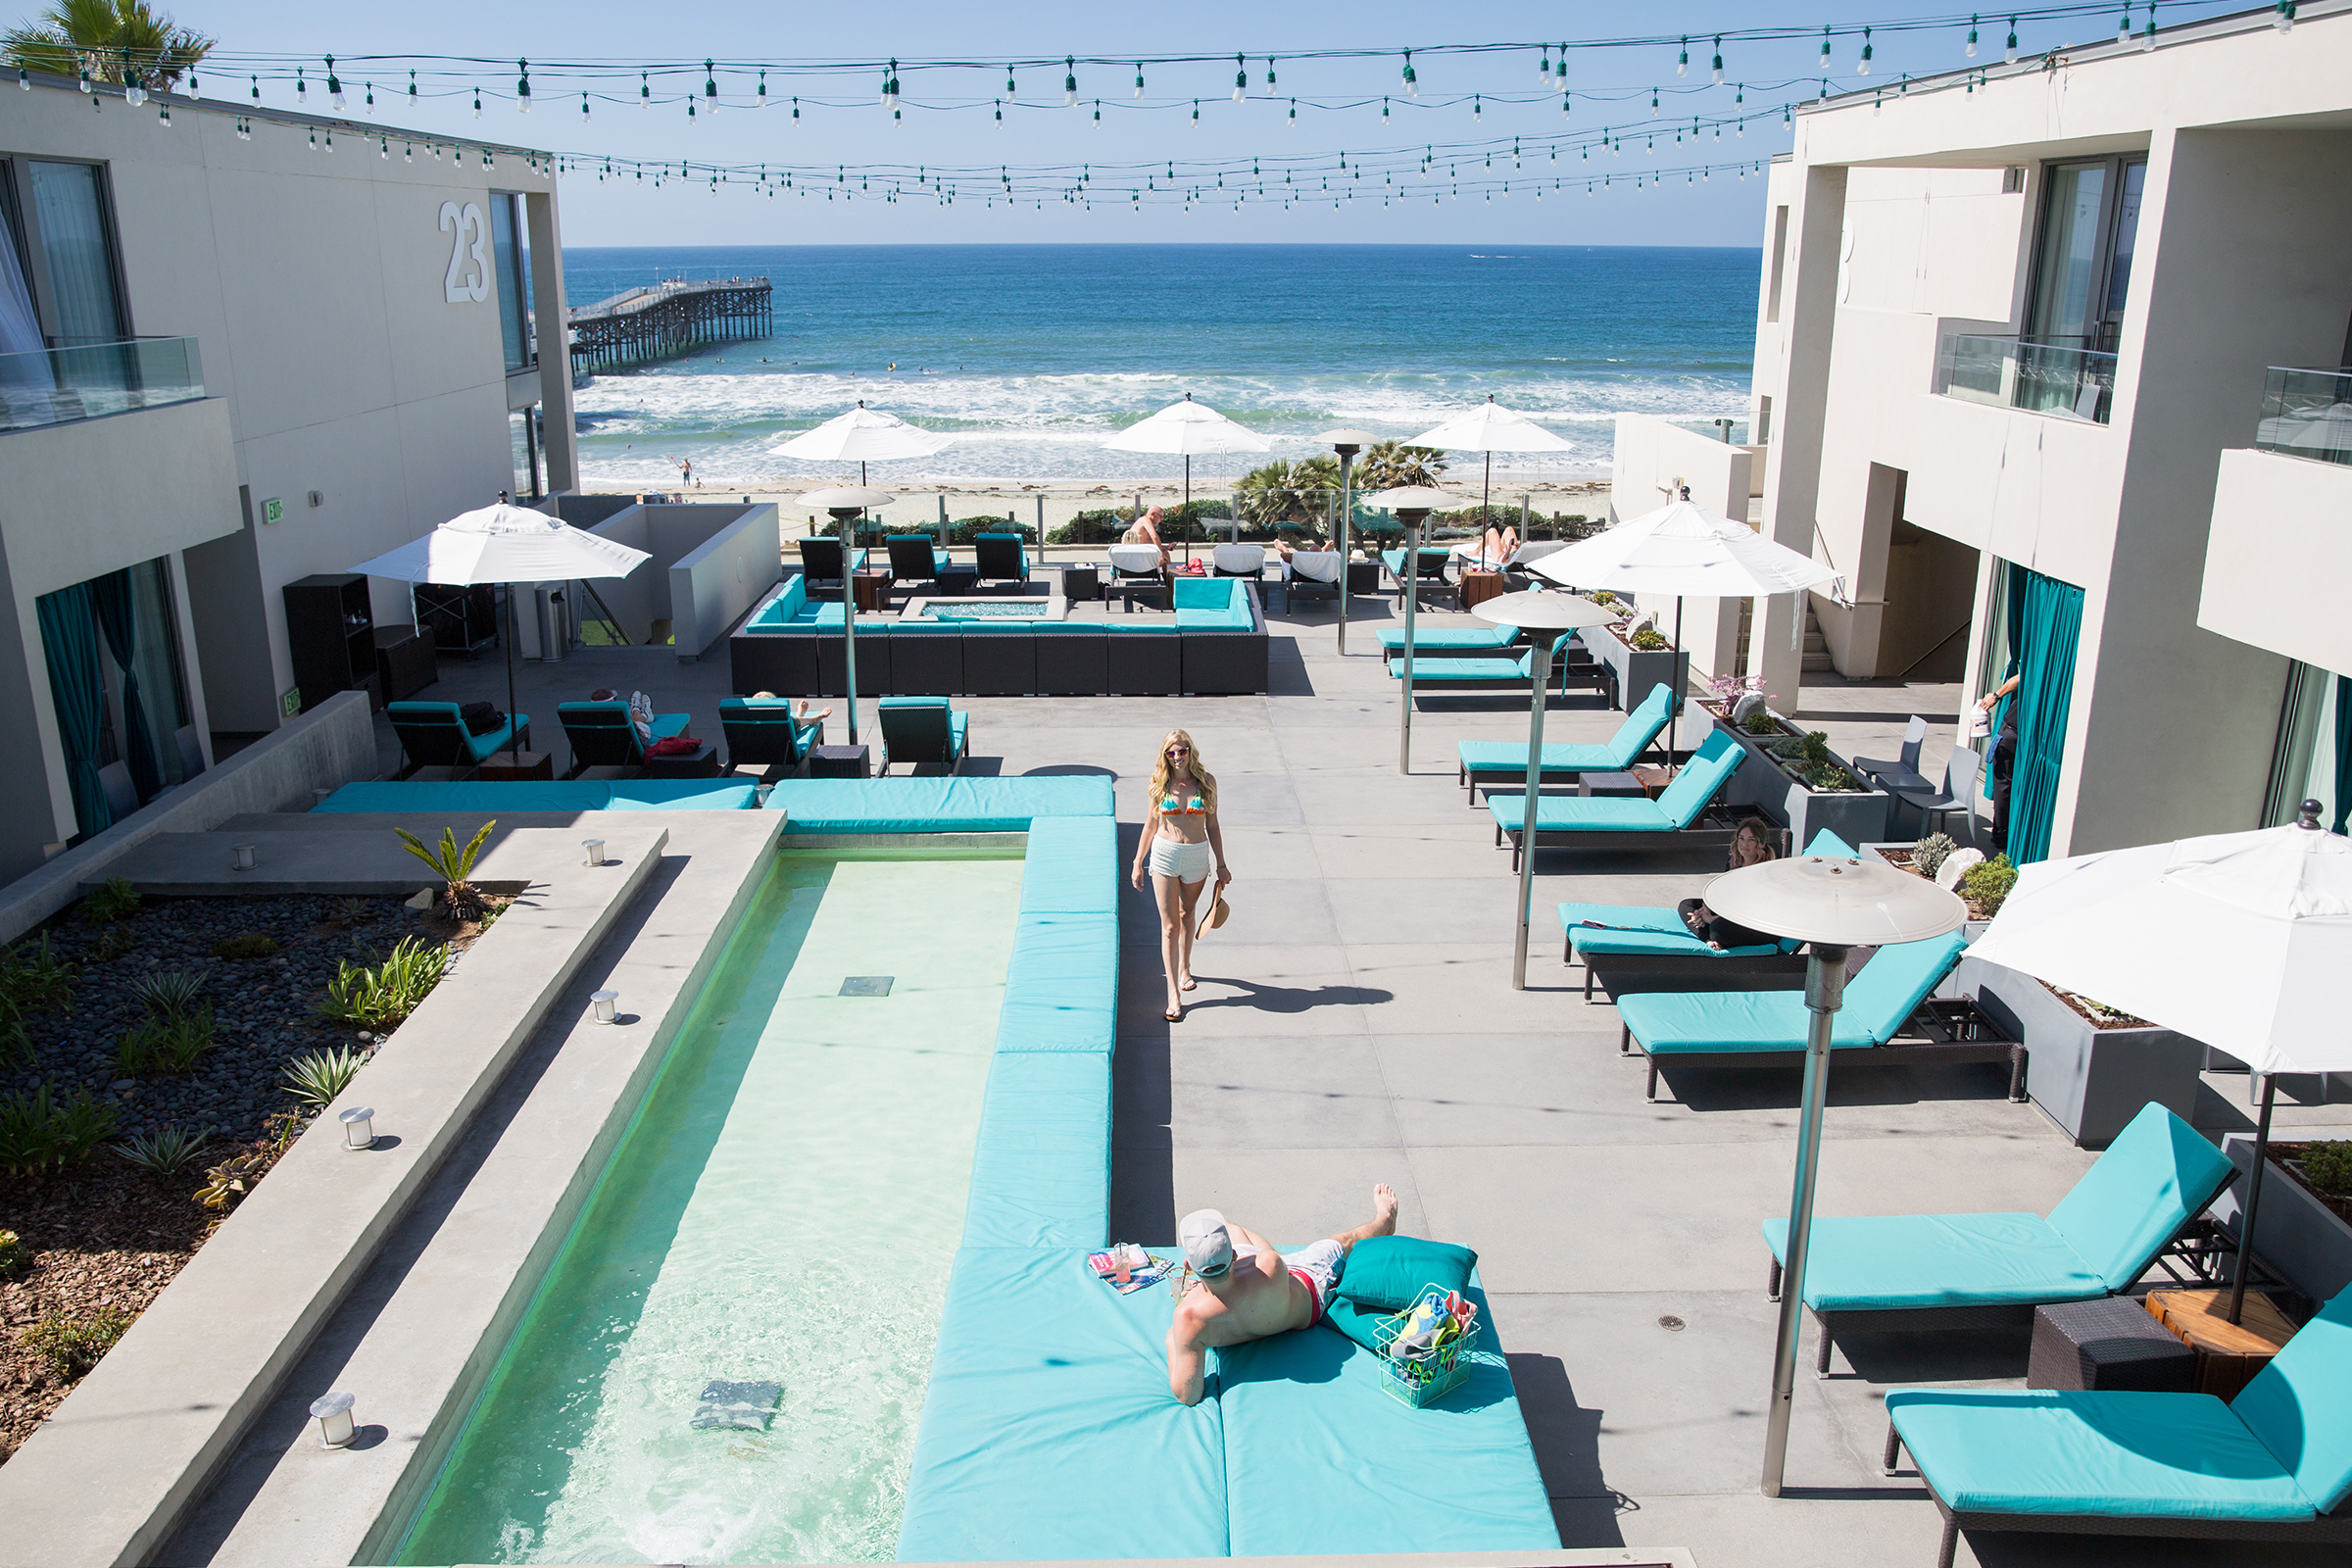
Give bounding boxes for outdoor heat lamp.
[310,1391,357,1447]
[338,1106,376,1150]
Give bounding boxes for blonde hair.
[1149,729,1217,813]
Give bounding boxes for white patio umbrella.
[1530,499,1841,765]
[798,486,894,754]
[351,501,651,754]
[1104,393,1272,554]
[1965,804,2352,1324]
[1404,395,1576,535]
[773,401,951,544]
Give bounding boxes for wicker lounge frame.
[1624,997,2029,1106]
[1573,943,1809,1001]
[1495,802,1759,873]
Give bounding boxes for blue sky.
[177,1,2226,246]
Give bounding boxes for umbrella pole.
[2228,1074,2278,1326]
[1670,596,1686,766]
[1184,456,1193,564]
[504,584,519,763]
[1337,459,1352,655]
[844,511,861,755]
[1512,631,1568,989]
[1763,945,1848,1497]
[1398,515,1421,775]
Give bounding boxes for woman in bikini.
[1131,728,1231,1022]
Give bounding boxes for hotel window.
[2025,155,2144,354]
[0,156,129,348]
[491,192,534,373]
[2265,662,2348,832]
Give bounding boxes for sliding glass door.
[2027,156,2145,354]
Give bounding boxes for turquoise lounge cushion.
[1651,730,1742,823]
[765,776,1114,830]
[1762,1213,2104,1311]
[1332,1235,1477,1311]
[1170,575,1230,610]
[1219,1275,1559,1555]
[2045,1102,2237,1292]
[2231,1284,2352,1511]
[897,1247,1228,1561]
[1380,623,1519,653]
[1458,684,1674,775]
[1018,816,1118,915]
[1389,654,1528,682]
[1487,795,1677,832]
[315,779,750,813]
[1620,930,1963,1054]
[997,913,1117,1054]
[1560,903,1787,959]
[959,1054,1109,1250]
[1886,1389,2318,1521]
[603,781,758,809]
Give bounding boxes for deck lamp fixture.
[1701,856,1965,1497]
[338,1105,377,1150]
[311,1393,357,1448]
[591,991,619,1025]
[582,839,607,867]
[231,843,256,870]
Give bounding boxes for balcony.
[2253,366,2352,466]
[1933,332,2116,425]
[0,336,205,434]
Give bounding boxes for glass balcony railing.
[2254,366,2352,466]
[0,336,205,433]
[1934,332,2117,425]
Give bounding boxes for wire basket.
[1370,1285,1481,1409]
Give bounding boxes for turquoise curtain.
[2004,562,2084,865]
[35,581,111,839]
[2333,674,2352,835]
[91,566,161,801]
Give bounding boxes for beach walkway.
[402,588,2351,1568]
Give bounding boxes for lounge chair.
[797,538,867,601]
[1763,1102,2237,1391]
[1380,546,1451,608]
[1883,1281,2352,1567]
[1285,550,1343,605]
[878,696,968,774]
[556,700,690,779]
[886,536,954,602]
[1616,927,2025,1102]
[1387,646,1573,694]
[718,697,824,775]
[1458,684,1676,803]
[386,701,529,780]
[1485,728,1747,870]
[1378,621,1522,655]
[1107,544,1165,612]
[974,533,1029,590]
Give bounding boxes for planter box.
[1956,956,2205,1150]
[2212,1137,2352,1306]
[1585,625,1689,719]
[1711,713,1892,849]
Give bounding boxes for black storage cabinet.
[283,573,381,712]
[372,626,438,703]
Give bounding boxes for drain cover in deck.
[692,1379,781,1431]
[839,976,894,997]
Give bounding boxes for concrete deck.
[225,590,2352,1566]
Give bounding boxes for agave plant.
[396,821,497,922]
[282,1046,366,1109]
[196,1149,269,1211]
[130,969,204,1017]
[315,939,448,1029]
[113,1122,212,1176]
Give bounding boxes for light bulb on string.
[365,82,374,112]
[1064,57,1077,107]
[1401,49,1416,97]
[1561,89,1571,118]
[515,60,529,113]
[1233,54,1246,103]
[1289,98,1297,127]
[792,96,800,122]
[2277,0,2295,29]
[2143,3,2159,48]
[1859,28,1874,74]
[1473,93,1481,121]
[1005,64,1016,100]
[759,70,767,104]
[581,92,589,122]
[247,74,256,102]
[1677,36,1689,76]
[688,98,696,126]
[882,59,896,110]
[1265,57,1277,87]
[2118,4,2132,42]
[2007,18,2021,60]
[704,60,716,110]
[1539,46,1550,84]
[1712,37,1725,85]
[1192,98,1200,126]
[471,87,481,119]
[326,56,342,109]
[295,67,305,104]
[1649,87,1659,117]
[640,71,649,107]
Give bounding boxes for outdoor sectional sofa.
[729,570,1269,698]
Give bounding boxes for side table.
[2029,1298,2195,1393]
[808,744,870,779]
[475,749,553,782]
[1459,570,1508,613]
[1578,770,1649,799]
[2144,1287,2299,1399]
[850,570,892,614]
[1060,564,1103,603]
[641,741,720,779]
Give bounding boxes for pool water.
[395,850,1026,1566]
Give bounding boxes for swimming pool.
[395,849,1026,1566]
[902,596,1066,622]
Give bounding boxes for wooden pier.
[566,277,772,372]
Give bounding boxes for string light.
[1712,35,1725,84]
[1967,14,1981,54]
[515,59,529,113]
[1859,26,1875,74]
[326,55,342,109]
[2007,17,2021,60]
[1821,26,1833,70]
[1233,53,1247,103]
[1134,62,1145,98]
[1401,48,1416,97]
[1677,36,1690,75]
[1064,55,1077,107]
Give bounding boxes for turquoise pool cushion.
[1560,902,1788,959]
[1487,794,1677,833]
[1389,654,1528,682]
[766,775,1114,830]
[1886,1389,2319,1521]
[314,779,751,813]
[2045,1102,2237,1292]
[997,913,1117,1054]
[1458,684,1674,776]
[1018,816,1118,914]
[1620,930,1964,1054]
[1218,1275,1560,1556]
[1380,622,1520,653]
[898,1247,1229,1562]
[959,1054,1109,1250]
[603,782,759,810]
[2230,1284,2352,1512]
[1332,1236,1478,1311]
[1762,1213,2104,1311]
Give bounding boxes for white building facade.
[1746,1,2352,861]
[0,71,574,881]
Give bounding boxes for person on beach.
[1124,505,1173,569]
[1678,819,1778,949]
[1165,1186,1399,1405]
[1131,729,1230,1022]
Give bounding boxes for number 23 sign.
[439,200,491,303]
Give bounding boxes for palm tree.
[1235,455,1342,526]
[6,0,213,93]
[1351,440,1450,492]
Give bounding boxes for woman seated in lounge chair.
[749,691,833,725]
[1479,518,1519,571]
[1677,820,1777,950]
[1123,505,1173,570]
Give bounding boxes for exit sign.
[280,687,302,717]
[261,497,284,524]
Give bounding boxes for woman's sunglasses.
[1166,746,1190,756]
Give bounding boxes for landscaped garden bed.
[1702,699,1892,847]
[2272,1142,2352,1227]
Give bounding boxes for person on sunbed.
[1676,819,1777,949]
[1165,1185,1398,1405]
[1123,505,1173,570]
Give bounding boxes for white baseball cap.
[1179,1208,1235,1277]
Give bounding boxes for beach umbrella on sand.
[1530,498,1839,766]
[351,501,651,761]
[1104,394,1272,554]
[773,401,950,543]
[1965,805,2352,1325]
[1404,396,1576,532]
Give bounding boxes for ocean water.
[560,244,1759,492]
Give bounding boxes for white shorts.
[1149,837,1215,884]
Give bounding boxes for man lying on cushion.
[1166,1184,1397,1405]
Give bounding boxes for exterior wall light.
[591,991,619,1025]
[339,1105,376,1149]
[310,1392,357,1447]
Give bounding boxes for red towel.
[648,736,703,757]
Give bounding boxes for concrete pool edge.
[0,825,678,1568]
